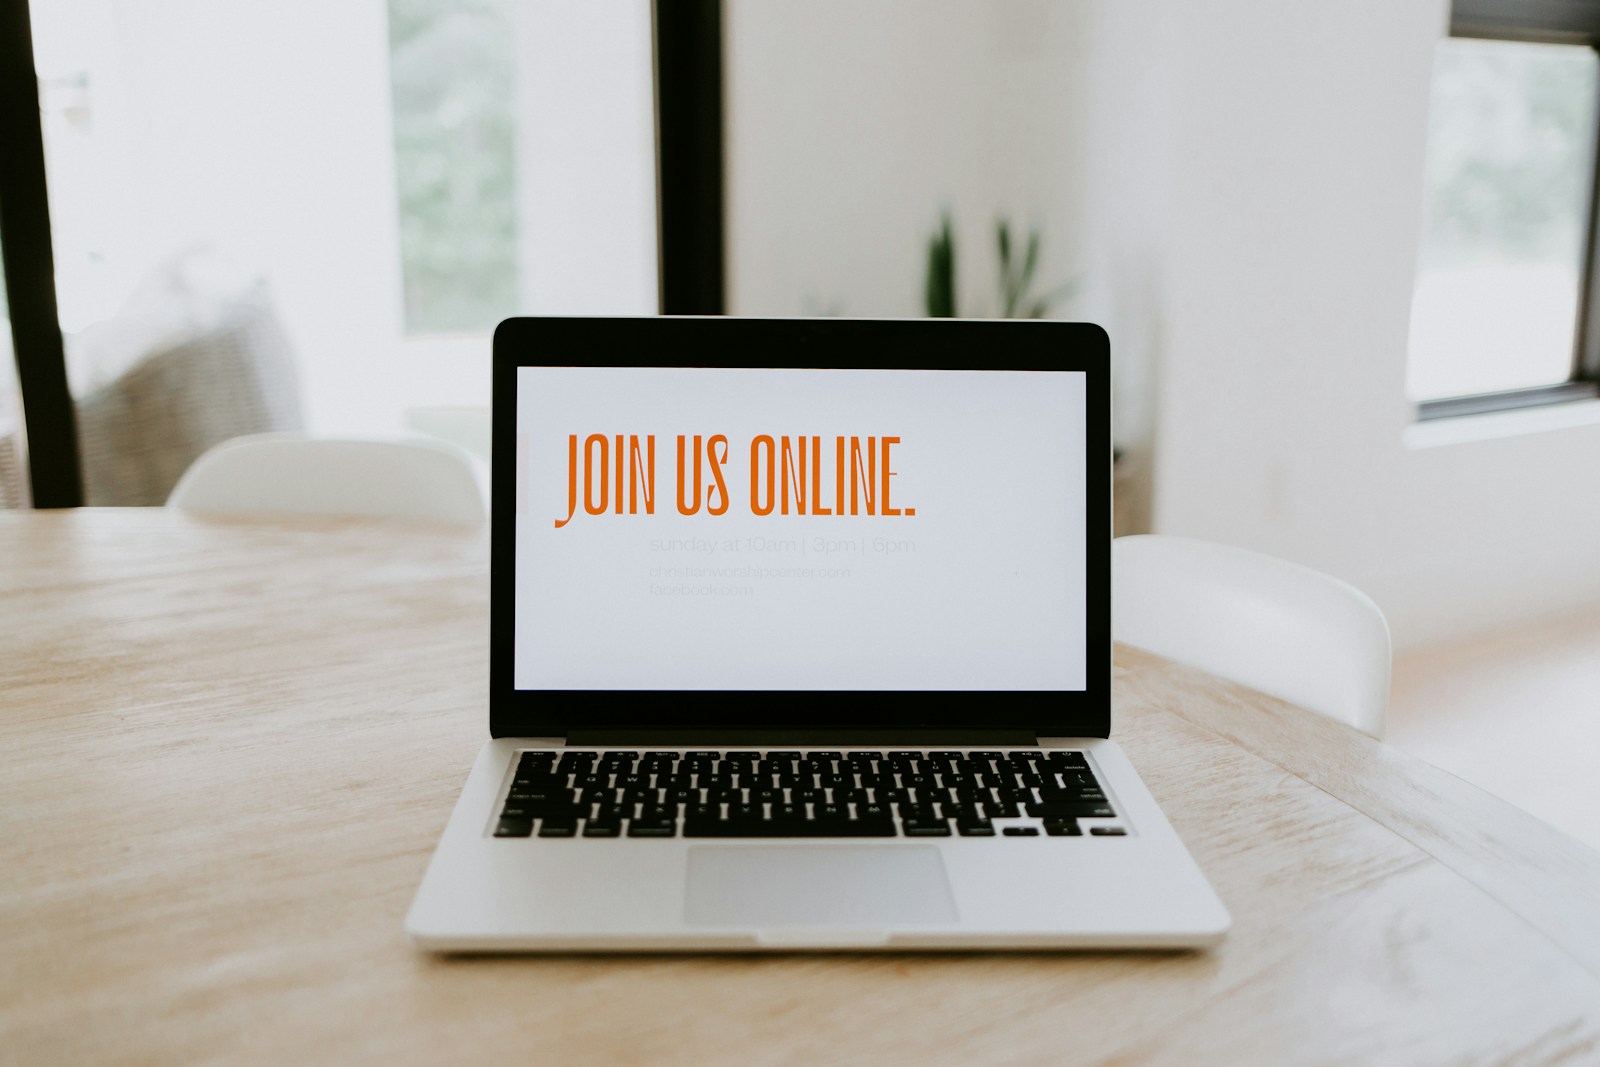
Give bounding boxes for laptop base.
[406,737,1230,952]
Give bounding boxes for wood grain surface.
[3,509,1598,1067]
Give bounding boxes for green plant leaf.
[997,220,1018,316]
[1018,232,1040,306]
[924,211,957,317]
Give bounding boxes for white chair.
[167,433,485,525]
[404,406,491,461]
[1112,534,1391,738]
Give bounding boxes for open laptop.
[406,316,1229,951]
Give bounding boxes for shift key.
[1026,800,1116,819]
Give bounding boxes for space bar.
[682,819,897,838]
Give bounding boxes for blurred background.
[2,0,1597,848]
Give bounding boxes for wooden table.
[4,509,1599,1066]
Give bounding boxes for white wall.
[1141,0,1600,647]
[726,0,1095,323]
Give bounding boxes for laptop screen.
[513,365,1088,693]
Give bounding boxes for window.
[387,0,519,335]
[0,227,23,507]
[19,0,653,452]
[1409,1,1600,418]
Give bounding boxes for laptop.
[406,316,1229,951]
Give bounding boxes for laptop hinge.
[565,728,1039,747]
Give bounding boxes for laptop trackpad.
[684,846,959,927]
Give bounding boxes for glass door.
[7,0,658,506]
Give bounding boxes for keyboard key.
[516,779,570,794]
[956,819,995,836]
[682,818,895,838]
[1044,818,1083,836]
[627,821,677,837]
[520,800,582,817]
[1090,826,1127,837]
[538,816,577,837]
[591,799,628,820]
[1003,827,1040,837]
[1027,800,1116,819]
[582,820,621,837]
[494,817,532,837]
[902,818,951,837]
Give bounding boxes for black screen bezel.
[489,316,1112,739]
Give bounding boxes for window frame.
[1415,0,1600,421]
[0,0,82,506]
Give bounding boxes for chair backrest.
[1112,534,1390,738]
[167,433,485,525]
[403,406,491,461]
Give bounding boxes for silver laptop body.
[407,317,1229,951]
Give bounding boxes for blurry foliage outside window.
[1408,37,1599,402]
[387,0,518,335]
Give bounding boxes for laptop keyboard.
[492,749,1123,839]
